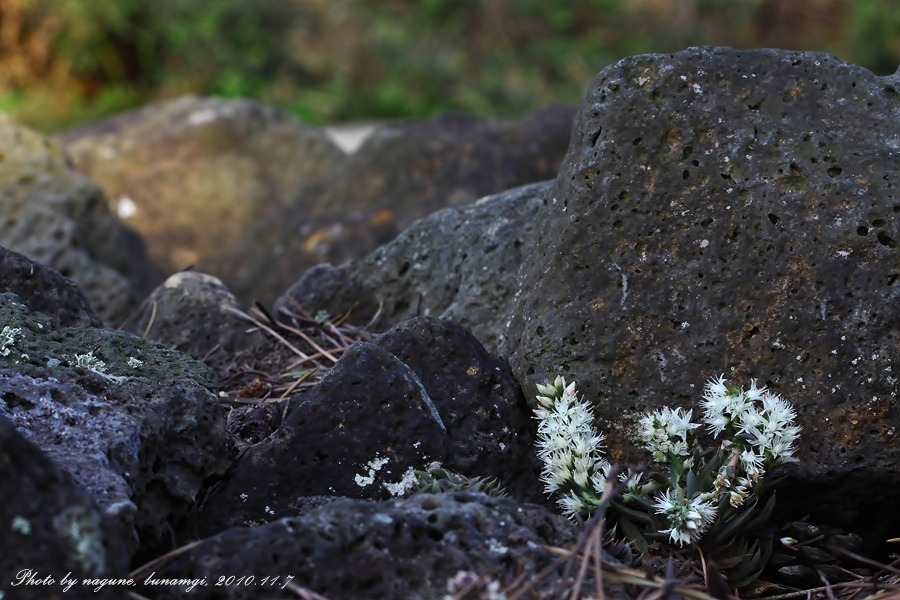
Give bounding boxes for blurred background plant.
[0,0,896,132]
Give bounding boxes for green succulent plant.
[412,467,507,498]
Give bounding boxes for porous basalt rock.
[0,114,158,325]
[198,317,542,533]
[0,415,127,600]
[0,294,229,556]
[278,181,550,352]
[146,493,578,600]
[502,48,899,538]
[60,95,346,273]
[0,245,102,328]
[203,106,575,304]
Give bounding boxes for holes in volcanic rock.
[827,166,843,178]
[768,213,780,225]
[877,232,897,248]
[857,226,869,236]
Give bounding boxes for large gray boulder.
[60,95,346,275]
[502,48,899,536]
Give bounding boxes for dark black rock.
[198,317,542,533]
[0,415,127,600]
[0,245,103,328]
[146,493,577,600]
[503,48,899,536]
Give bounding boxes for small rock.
[198,317,542,533]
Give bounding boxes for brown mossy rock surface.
[198,317,542,534]
[0,115,158,325]
[278,181,550,352]
[146,493,578,600]
[1,245,102,328]
[203,106,576,304]
[0,415,127,600]
[502,48,899,536]
[60,95,346,273]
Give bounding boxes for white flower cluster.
[533,374,802,550]
[534,376,609,517]
[700,375,801,465]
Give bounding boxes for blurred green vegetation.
[0,0,896,132]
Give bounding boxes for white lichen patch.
[383,466,420,497]
[74,351,107,374]
[11,515,31,535]
[1,326,22,356]
[487,537,509,555]
[354,454,390,487]
[126,356,143,369]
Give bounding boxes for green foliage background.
[0,0,896,132]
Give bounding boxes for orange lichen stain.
[465,365,479,376]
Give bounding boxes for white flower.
[652,487,718,547]
[705,413,730,437]
[739,449,765,479]
[638,407,699,461]
[738,390,801,464]
[558,490,592,518]
[745,379,767,402]
[704,374,729,399]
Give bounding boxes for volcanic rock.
[60,95,346,274]
[502,47,899,538]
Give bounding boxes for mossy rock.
[1,293,216,390]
